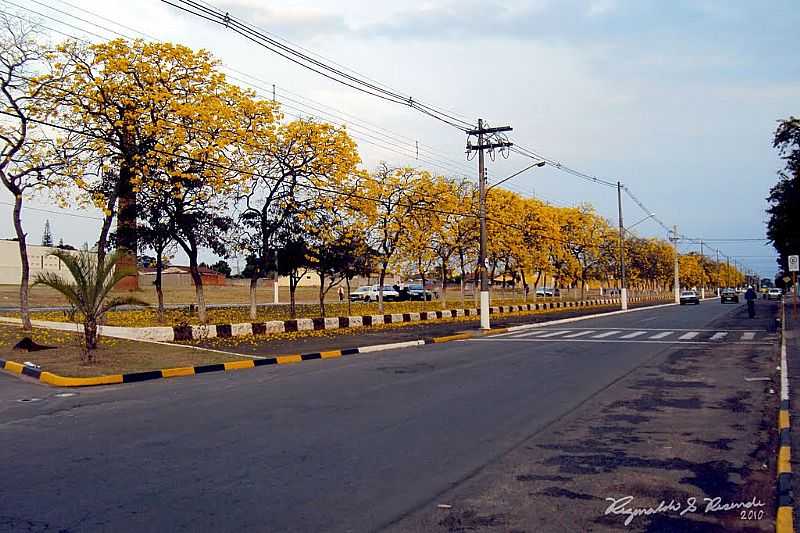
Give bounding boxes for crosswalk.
[480,328,772,344]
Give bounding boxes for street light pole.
[617,181,627,311]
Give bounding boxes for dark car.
[406,284,434,301]
[720,288,739,304]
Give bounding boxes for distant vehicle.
[720,288,739,304]
[679,290,700,305]
[768,288,783,301]
[535,287,559,297]
[349,285,400,302]
[406,284,433,301]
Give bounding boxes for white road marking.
[592,330,621,338]
[649,331,673,339]
[679,332,700,340]
[620,331,647,339]
[710,332,728,341]
[510,330,550,338]
[741,332,756,340]
[537,330,572,338]
[564,330,596,338]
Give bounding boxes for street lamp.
[479,160,546,329]
[618,210,655,311]
[624,213,656,234]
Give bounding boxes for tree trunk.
[115,160,139,289]
[12,194,31,330]
[441,259,447,310]
[188,254,206,323]
[289,274,298,318]
[458,251,466,307]
[96,191,117,265]
[378,263,388,313]
[520,270,528,302]
[319,274,326,318]
[346,277,352,316]
[84,318,98,354]
[419,259,427,303]
[155,253,165,324]
[249,276,258,320]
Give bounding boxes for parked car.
[405,284,434,301]
[349,285,400,302]
[535,287,559,297]
[679,290,700,305]
[768,288,783,301]
[720,288,739,304]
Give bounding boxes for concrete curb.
[0,296,670,342]
[778,301,794,533]
[0,296,672,388]
[0,328,510,388]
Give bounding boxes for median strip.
[0,297,673,388]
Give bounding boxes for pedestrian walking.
[338,286,345,302]
[744,285,757,318]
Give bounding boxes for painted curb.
[0,297,671,389]
[0,328,508,388]
[0,296,671,343]
[778,300,794,533]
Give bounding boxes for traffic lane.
[388,303,780,532]
[527,296,749,332]
[1,321,683,532]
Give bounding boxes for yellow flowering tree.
[360,164,432,312]
[236,117,360,319]
[54,38,228,281]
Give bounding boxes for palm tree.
[34,250,147,358]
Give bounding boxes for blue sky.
[3,0,797,276]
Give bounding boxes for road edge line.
[778,300,794,533]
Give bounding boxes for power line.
[162,0,475,131]
[1,2,475,179]
[0,200,103,220]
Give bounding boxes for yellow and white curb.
[778,301,794,533]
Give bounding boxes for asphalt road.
[0,299,777,532]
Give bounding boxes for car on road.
[349,285,400,302]
[768,288,783,300]
[679,290,700,305]
[720,288,739,304]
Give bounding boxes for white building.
[0,239,86,285]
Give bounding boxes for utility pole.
[715,248,720,295]
[699,239,705,299]
[726,256,731,288]
[617,182,627,310]
[670,225,680,303]
[466,119,513,330]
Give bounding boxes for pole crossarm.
[466,126,513,135]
